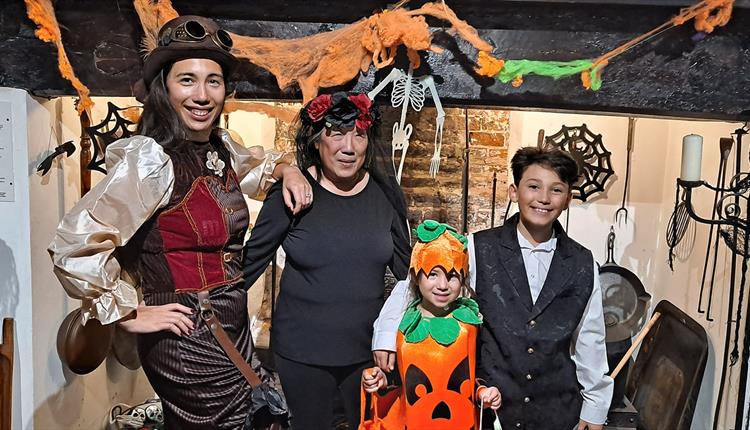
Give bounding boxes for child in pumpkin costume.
[360,220,501,430]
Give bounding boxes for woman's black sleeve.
[388,209,412,281]
[242,181,293,290]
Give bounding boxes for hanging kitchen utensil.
[615,118,636,226]
[600,226,651,408]
[699,137,733,320]
[536,129,545,149]
[461,108,470,234]
[544,124,614,202]
[666,187,694,269]
[600,226,651,343]
[729,241,750,367]
[79,107,92,195]
[490,171,497,228]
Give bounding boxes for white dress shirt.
[373,228,614,425]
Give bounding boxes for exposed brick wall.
[378,106,509,233]
[272,102,510,234]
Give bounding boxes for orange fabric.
[596,0,735,66]
[134,1,492,103]
[122,107,142,124]
[360,323,479,430]
[132,0,179,52]
[397,323,478,429]
[410,233,469,278]
[360,384,404,430]
[475,51,505,78]
[24,0,93,114]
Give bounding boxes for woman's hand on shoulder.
[278,164,312,215]
[477,386,502,410]
[362,367,387,393]
[118,302,194,336]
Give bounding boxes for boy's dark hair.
[510,146,580,186]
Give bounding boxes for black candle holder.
[675,126,750,430]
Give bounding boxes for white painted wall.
[508,110,745,430]
[0,87,34,430]
[1,92,158,430]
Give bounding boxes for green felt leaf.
[405,319,430,343]
[458,297,480,314]
[415,220,446,242]
[452,306,483,325]
[429,317,461,345]
[399,308,421,333]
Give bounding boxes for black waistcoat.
[474,214,594,430]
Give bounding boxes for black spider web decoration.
[544,124,614,202]
[86,102,137,174]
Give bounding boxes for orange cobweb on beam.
[134,0,492,103]
[223,101,299,124]
[25,0,93,114]
[133,0,179,53]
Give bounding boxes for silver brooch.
[206,151,225,177]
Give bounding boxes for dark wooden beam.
[2,0,749,120]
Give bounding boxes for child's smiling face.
[417,267,463,317]
[510,163,572,240]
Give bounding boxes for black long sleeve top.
[243,171,410,366]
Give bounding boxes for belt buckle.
[223,252,233,262]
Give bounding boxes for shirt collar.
[516,227,557,252]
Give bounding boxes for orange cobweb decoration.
[25,0,93,114]
[134,0,492,103]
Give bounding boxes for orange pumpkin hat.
[410,220,469,278]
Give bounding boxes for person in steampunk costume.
[49,15,311,429]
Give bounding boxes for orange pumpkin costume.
[361,220,484,430]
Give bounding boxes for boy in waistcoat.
[373,147,613,430]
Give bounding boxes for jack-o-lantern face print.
[398,324,478,429]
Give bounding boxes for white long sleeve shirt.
[372,229,614,425]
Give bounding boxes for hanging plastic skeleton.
[544,124,614,201]
[86,102,138,174]
[368,64,445,183]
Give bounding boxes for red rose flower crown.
[302,91,376,131]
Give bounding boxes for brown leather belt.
[197,290,262,388]
[222,251,242,263]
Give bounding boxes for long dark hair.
[136,65,187,148]
[136,62,230,148]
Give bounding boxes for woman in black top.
[243,92,411,429]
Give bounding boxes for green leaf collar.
[398,297,483,346]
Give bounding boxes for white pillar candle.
[680,134,703,181]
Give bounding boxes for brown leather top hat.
[142,15,237,87]
[56,308,115,375]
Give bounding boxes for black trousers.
[275,353,371,430]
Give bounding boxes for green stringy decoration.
[496,59,604,91]
[399,297,483,346]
